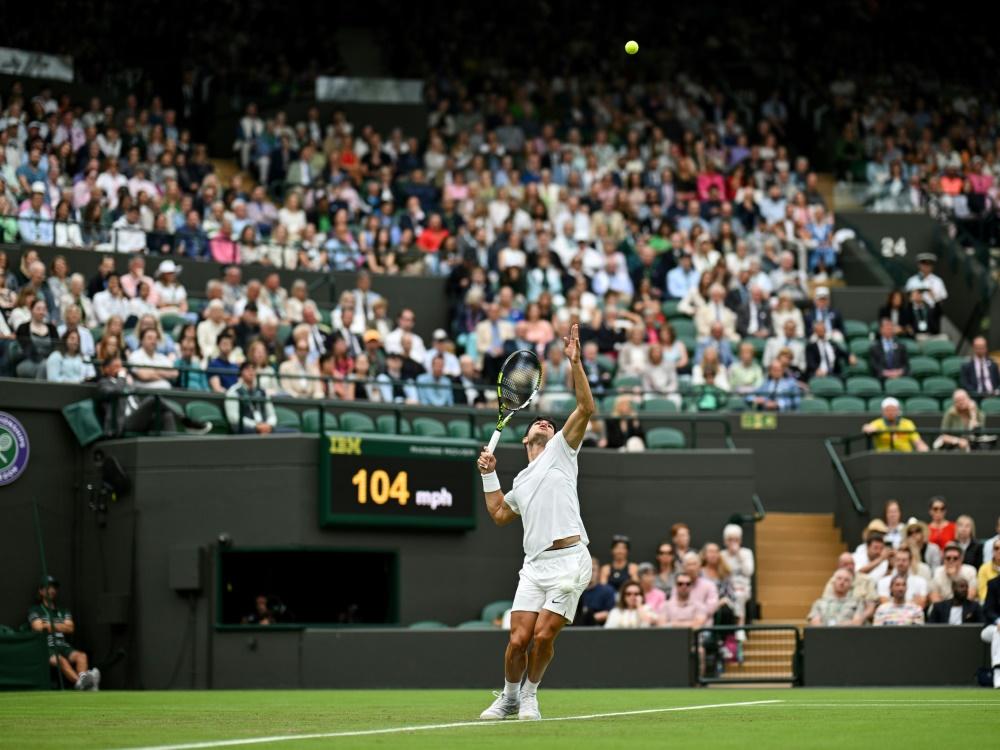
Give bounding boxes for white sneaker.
[518,691,541,720]
[73,674,86,690]
[479,691,519,720]
[88,668,101,691]
[993,667,1000,689]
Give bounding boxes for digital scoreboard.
[318,433,478,529]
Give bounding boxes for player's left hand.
[564,323,581,365]
[477,448,496,475]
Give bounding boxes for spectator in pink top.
[660,573,709,628]
[679,551,720,616]
[637,563,666,614]
[210,220,241,264]
[696,161,726,201]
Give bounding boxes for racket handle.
[487,429,502,453]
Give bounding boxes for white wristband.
[481,471,501,493]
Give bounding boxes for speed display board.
[318,433,478,529]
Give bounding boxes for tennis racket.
[486,349,543,453]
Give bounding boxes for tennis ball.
[625,40,639,55]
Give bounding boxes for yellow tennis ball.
[625,40,639,55]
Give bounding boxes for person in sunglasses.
[604,581,658,628]
[660,574,709,628]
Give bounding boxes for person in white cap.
[17,182,53,244]
[153,260,189,316]
[862,397,929,452]
[423,328,460,376]
[804,286,845,342]
[904,253,948,304]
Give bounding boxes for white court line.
[116,699,783,750]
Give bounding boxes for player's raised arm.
[478,447,518,526]
[560,323,596,450]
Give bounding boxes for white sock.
[521,678,540,696]
[503,679,520,699]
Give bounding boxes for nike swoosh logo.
[551,597,566,604]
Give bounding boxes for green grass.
[0,688,997,749]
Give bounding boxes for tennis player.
[477,323,595,721]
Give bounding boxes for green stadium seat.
[900,338,920,356]
[62,399,104,447]
[596,354,616,374]
[412,417,447,437]
[844,359,870,376]
[446,420,472,439]
[846,376,882,399]
[185,400,228,433]
[274,406,301,432]
[908,356,941,379]
[613,375,641,389]
[849,339,872,357]
[339,411,376,433]
[940,356,964,380]
[302,410,339,434]
[830,396,867,413]
[865,397,885,413]
[646,427,687,449]
[744,337,766,357]
[726,395,748,412]
[809,376,844,398]
[940,398,954,413]
[480,600,513,623]
[884,376,920,398]
[670,318,696,339]
[904,396,941,415]
[661,300,682,318]
[921,339,958,359]
[277,324,292,346]
[642,397,679,413]
[159,313,188,338]
[922,376,958,400]
[409,621,448,629]
[843,320,870,340]
[456,620,495,629]
[798,397,831,413]
[551,397,576,413]
[981,398,1000,415]
[376,414,397,434]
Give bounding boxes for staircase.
[755,512,846,623]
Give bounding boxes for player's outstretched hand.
[477,447,496,475]
[564,323,581,365]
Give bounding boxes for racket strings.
[498,354,542,411]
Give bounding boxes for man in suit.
[960,336,1000,397]
[980,575,1000,688]
[805,320,852,379]
[475,302,515,383]
[928,577,984,624]
[803,287,845,343]
[736,284,772,339]
[763,318,806,370]
[905,287,942,339]
[694,321,736,367]
[694,283,739,342]
[869,317,909,379]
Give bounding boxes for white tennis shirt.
[503,430,589,562]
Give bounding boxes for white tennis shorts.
[512,544,591,621]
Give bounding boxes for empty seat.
[904,396,941,414]
[940,356,964,379]
[725,395,748,412]
[62,399,104,447]
[844,359,871,376]
[480,600,513,623]
[884,376,920,398]
[849,339,873,357]
[409,621,448,629]
[921,339,957,359]
[274,406,301,432]
[981,398,1000,415]
[670,318,696,339]
[550,397,576,413]
[642,397,679,413]
[447,420,473,439]
[661,300,682,318]
[798,397,831,413]
[900,338,920,356]
[908,356,941,379]
[645,427,687,449]
[339,411,376,433]
[922,376,958,399]
[809,376,845,398]
[412,417,447,437]
[612,375,641,389]
[185,400,228,433]
[159,313,188,338]
[867,397,885,413]
[843,320,870,340]
[830,396,867,412]
[456,620,494,629]
[302,410,339,434]
[846,376,882,399]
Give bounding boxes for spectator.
[604,396,645,451]
[92,273,131,325]
[175,210,210,259]
[728,341,764,395]
[225,362,280,434]
[763,318,806,371]
[748,359,801,412]
[278,336,322,399]
[14,298,59,378]
[197,300,228,359]
[904,518,942,572]
[877,290,909,338]
[617,324,648,377]
[882,499,906,549]
[28,575,100,690]
[120,256,156,303]
[665,252,699,300]
[207,331,241,393]
[935,388,986,452]
[721,524,755,625]
[926,496,956,548]
[416,354,454,406]
[599,535,639,592]
[110,204,146,253]
[694,322,735,368]
[862,397,928,452]
[574,556,616,627]
[869,318,910,379]
[876,547,928,608]
[679,551,719,617]
[95,356,207,435]
[803,287,844,342]
[174,335,209,391]
[57,304,95,360]
[384,307,427,363]
[653,541,677,597]
[128,328,177,389]
[241,594,280,626]
[823,552,880,622]
[423,328,461,377]
[959,337,999,398]
[805,320,851,379]
[604,580,657,629]
[735,285,772,339]
[694,283,738,341]
[853,528,892,578]
[873,576,925,626]
[904,287,941,340]
[980,576,1000,688]
[45,328,93,383]
[376,352,419,403]
[978,540,1000,603]
[928,577,983,624]
[636,562,666,613]
[929,542,979,604]
[955,515,983,570]
[807,569,866,626]
[700,543,737,626]
[904,253,948,305]
[660,573,709,629]
[60,275,96,330]
[657,323,690,372]
[17,182,53,244]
